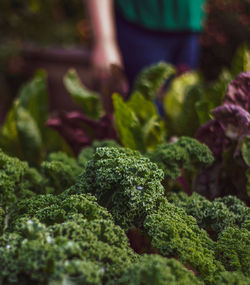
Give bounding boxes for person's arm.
[85,0,123,76]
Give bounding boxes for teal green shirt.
[115,0,206,32]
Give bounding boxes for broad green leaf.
[0,101,22,159]
[64,69,102,119]
[231,44,250,77]
[18,70,49,140]
[133,62,176,100]
[164,71,199,121]
[128,92,157,121]
[113,93,165,152]
[241,136,250,168]
[15,106,44,166]
[113,93,142,151]
[195,101,211,125]
[0,101,44,166]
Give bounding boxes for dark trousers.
[116,11,201,89]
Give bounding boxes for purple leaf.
[223,72,250,111]
[47,112,118,155]
[195,120,230,158]
[211,104,250,139]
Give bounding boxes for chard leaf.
[64,69,102,119]
[18,70,49,140]
[113,93,165,152]
[0,101,43,165]
[133,62,176,100]
[113,93,142,151]
[211,104,250,138]
[47,112,117,155]
[223,72,250,111]
[15,106,44,165]
[231,45,250,77]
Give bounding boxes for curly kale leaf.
[168,192,250,238]
[9,192,112,229]
[73,147,164,230]
[41,151,82,194]
[0,149,36,209]
[78,140,120,168]
[0,217,137,284]
[215,227,250,276]
[144,197,224,283]
[114,254,203,285]
[147,136,214,180]
[215,271,250,285]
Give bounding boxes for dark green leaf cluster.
[74,147,165,230]
[168,192,250,237]
[144,197,224,283]
[41,151,83,195]
[133,62,176,100]
[215,227,250,276]
[147,136,214,180]
[214,271,250,285]
[1,195,137,284]
[113,254,203,285]
[9,192,112,229]
[0,206,4,234]
[0,149,35,209]
[78,140,120,168]
[0,219,104,285]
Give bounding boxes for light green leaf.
[113,92,165,152]
[18,70,49,140]
[64,69,102,119]
[0,101,44,165]
[113,93,142,151]
[164,71,199,121]
[231,44,250,77]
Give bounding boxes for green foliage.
[231,44,250,78]
[164,71,200,134]
[0,207,4,234]
[215,227,250,276]
[41,152,82,195]
[133,62,176,100]
[115,254,203,285]
[74,147,164,230]
[215,271,250,285]
[168,192,250,237]
[9,193,112,229]
[147,136,214,180]
[78,140,120,168]
[0,71,72,166]
[113,92,165,152]
[64,69,102,119]
[0,219,104,285]
[144,197,223,283]
[0,212,136,284]
[0,149,34,209]
[0,101,44,166]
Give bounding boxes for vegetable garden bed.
[0,46,250,285]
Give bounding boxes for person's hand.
[91,38,129,96]
[91,38,124,79]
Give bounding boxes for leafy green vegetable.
[73,147,164,230]
[113,92,165,152]
[64,69,102,119]
[115,254,203,285]
[133,62,176,100]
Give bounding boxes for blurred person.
[86,0,206,95]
